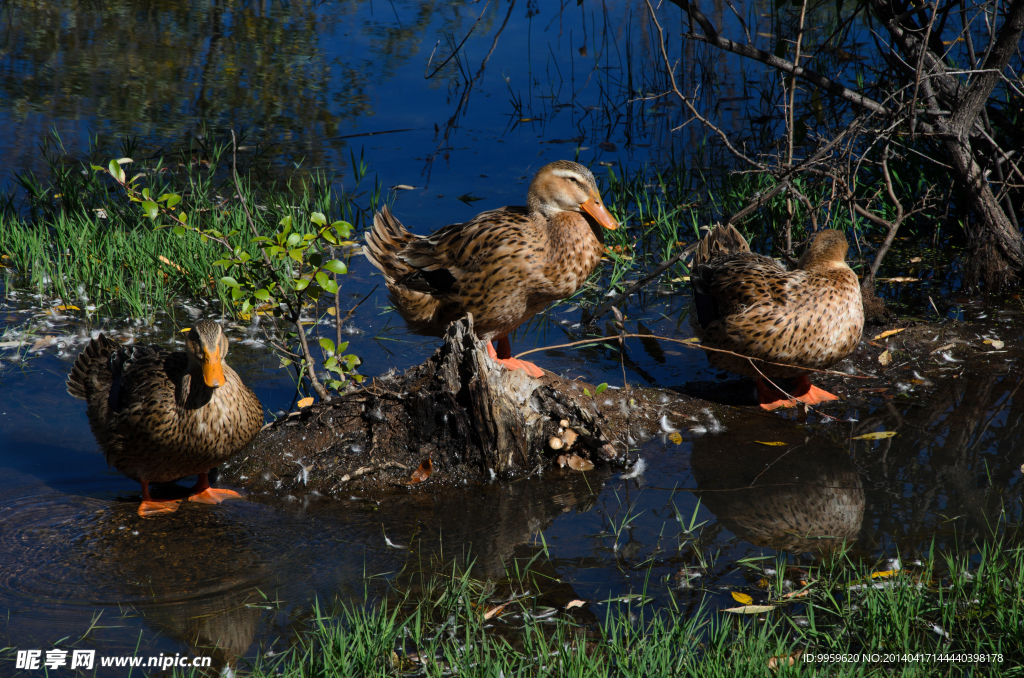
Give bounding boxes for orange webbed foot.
[138,499,181,517]
[756,377,840,410]
[187,487,243,505]
[486,342,545,378]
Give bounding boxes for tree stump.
[220,315,686,499]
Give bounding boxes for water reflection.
[691,424,865,555]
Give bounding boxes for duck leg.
[488,335,544,378]
[756,375,839,410]
[186,472,243,505]
[138,480,182,518]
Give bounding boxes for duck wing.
[396,206,531,297]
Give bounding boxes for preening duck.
[363,160,619,377]
[66,319,263,516]
[690,224,864,409]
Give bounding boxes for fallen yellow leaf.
[768,651,804,670]
[872,328,907,341]
[870,569,899,579]
[180,327,191,333]
[566,600,586,610]
[731,591,753,605]
[683,337,700,343]
[877,277,919,283]
[483,603,507,620]
[669,432,682,445]
[722,604,775,614]
[54,304,80,311]
[297,397,314,408]
[878,349,891,366]
[852,431,898,440]
[755,441,787,446]
[983,339,1005,349]
[158,255,185,273]
[326,306,337,316]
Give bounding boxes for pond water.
[3,257,1024,674]
[2,0,1024,675]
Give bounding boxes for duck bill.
[201,347,225,388]
[581,197,618,230]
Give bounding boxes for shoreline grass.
[157,531,1024,677]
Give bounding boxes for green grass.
[161,533,1024,677]
[0,130,379,320]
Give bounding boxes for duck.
[689,224,864,409]
[66,319,264,516]
[363,160,619,378]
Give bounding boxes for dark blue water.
[2,1,1023,674]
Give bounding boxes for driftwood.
[219,315,704,498]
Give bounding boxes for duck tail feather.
[363,205,417,282]
[66,334,117,400]
[692,222,750,265]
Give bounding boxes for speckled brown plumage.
[66,320,263,512]
[363,160,618,376]
[690,225,864,407]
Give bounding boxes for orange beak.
[581,196,618,230]
[201,346,225,388]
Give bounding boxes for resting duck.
[66,320,263,516]
[690,224,864,409]
[364,160,619,377]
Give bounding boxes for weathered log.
[220,315,701,498]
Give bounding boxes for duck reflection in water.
[691,430,865,556]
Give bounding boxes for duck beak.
[201,346,225,388]
[581,196,618,230]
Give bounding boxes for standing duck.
[690,225,864,409]
[363,160,619,377]
[66,320,263,516]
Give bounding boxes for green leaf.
[321,231,338,245]
[108,160,124,184]
[323,259,348,275]
[142,200,159,220]
[288,248,304,263]
[213,259,233,268]
[241,298,253,314]
[267,246,285,257]
[254,288,271,301]
[286,233,302,248]
[279,215,293,234]
[308,253,323,268]
[311,212,327,226]
[220,276,241,288]
[595,383,608,395]
[230,286,245,300]
[332,221,353,238]
[172,225,186,237]
[294,278,310,291]
[584,388,592,397]
[250,236,272,243]
[323,278,339,295]
[327,379,344,390]
[324,355,339,368]
[316,271,331,289]
[319,338,336,355]
[238,251,251,263]
[179,212,187,223]
[142,187,151,200]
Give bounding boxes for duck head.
[527,160,619,231]
[798,229,850,272]
[186,319,230,388]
